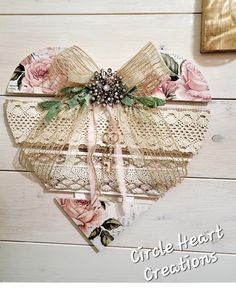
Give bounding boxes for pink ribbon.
[106,106,129,215]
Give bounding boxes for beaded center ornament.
[87,68,127,106]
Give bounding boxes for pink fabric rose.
[152,75,177,99]
[21,58,53,94]
[60,199,107,234]
[176,61,211,101]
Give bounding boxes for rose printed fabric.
[56,197,151,251]
[7,47,211,102]
[59,198,109,235]
[7,47,63,94]
[153,53,211,101]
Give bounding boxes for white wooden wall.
[0,0,236,282]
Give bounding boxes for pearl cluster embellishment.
[87,68,128,106]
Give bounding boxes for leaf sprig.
[38,87,89,125]
[121,86,166,108]
[38,85,166,125]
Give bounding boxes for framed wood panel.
[201,0,236,53]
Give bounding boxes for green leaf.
[71,87,83,93]
[161,53,179,75]
[100,230,114,246]
[136,96,155,107]
[153,97,166,106]
[67,96,78,109]
[88,227,101,240]
[38,100,61,110]
[44,103,61,125]
[102,218,122,230]
[136,96,166,108]
[78,97,86,106]
[59,86,74,94]
[121,96,134,107]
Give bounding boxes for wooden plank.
[0,241,235,282]
[0,171,236,253]
[188,100,236,178]
[0,0,201,14]
[1,97,236,179]
[0,15,235,99]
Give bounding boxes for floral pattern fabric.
[7,47,211,102]
[56,197,127,250]
[153,54,211,101]
[7,47,62,94]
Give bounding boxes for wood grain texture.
[0,241,235,282]
[0,0,201,14]
[1,97,236,179]
[201,0,236,53]
[0,15,235,99]
[0,171,235,253]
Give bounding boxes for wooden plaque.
[201,0,236,53]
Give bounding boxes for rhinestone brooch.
[86,68,128,106]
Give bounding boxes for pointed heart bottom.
[55,197,153,251]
